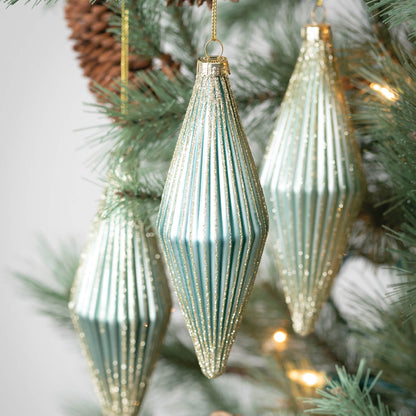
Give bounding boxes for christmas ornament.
[69,188,171,416]
[157,0,268,379]
[260,3,366,336]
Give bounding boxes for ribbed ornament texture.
[70,190,171,416]
[260,24,366,336]
[157,56,269,379]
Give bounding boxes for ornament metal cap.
[302,23,331,42]
[197,56,230,76]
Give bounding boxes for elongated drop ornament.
[70,190,171,415]
[260,23,366,336]
[157,56,269,378]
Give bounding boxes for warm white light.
[287,369,326,388]
[273,330,288,343]
[302,372,319,386]
[370,83,397,101]
[371,83,381,91]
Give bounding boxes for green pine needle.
[14,238,80,329]
[106,0,163,59]
[354,43,416,322]
[88,70,192,199]
[304,360,397,416]
[367,0,416,41]
[350,293,416,408]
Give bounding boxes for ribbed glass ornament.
[157,56,269,379]
[69,189,171,416]
[260,24,366,336]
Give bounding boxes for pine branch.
[389,278,416,321]
[220,0,305,34]
[14,238,80,329]
[164,6,205,74]
[367,0,416,42]
[89,70,192,199]
[385,205,416,320]
[106,0,163,59]
[304,360,397,415]
[354,44,416,322]
[349,292,416,411]
[231,8,302,163]
[4,0,56,6]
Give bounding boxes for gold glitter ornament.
[260,5,366,336]
[157,0,268,379]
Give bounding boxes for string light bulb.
[302,372,319,386]
[273,329,288,344]
[370,83,397,101]
[287,369,326,388]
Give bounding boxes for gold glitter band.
[197,56,230,77]
[302,24,331,42]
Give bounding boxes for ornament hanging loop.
[312,1,327,24]
[204,38,224,58]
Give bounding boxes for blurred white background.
[0,1,396,415]
[0,3,101,414]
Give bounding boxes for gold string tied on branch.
[121,0,129,114]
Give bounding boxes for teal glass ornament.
[157,56,269,379]
[260,23,366,336]
[69,189,171,416]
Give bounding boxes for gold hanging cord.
[204,0,224,57]
[121,1,129,114]
[211,0,217,41]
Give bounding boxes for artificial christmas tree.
[7,0,416,414]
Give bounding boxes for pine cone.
[65,0,151,93]
[166,0,238,8]
[65,0,181,97]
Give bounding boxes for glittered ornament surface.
[260,24,366,336]
[70,190,171,416]
[157,56,269,378]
